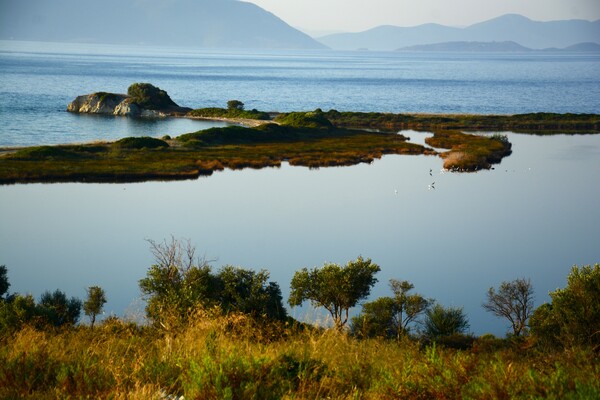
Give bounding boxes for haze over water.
[1,42,599,335]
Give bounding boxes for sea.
[1,40,599,335]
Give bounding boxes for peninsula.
[1,83,599,185]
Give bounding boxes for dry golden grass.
[1,312,598,399]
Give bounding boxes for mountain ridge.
[318,14,600,51]
[0,0,326,50]
[397,40,600,53]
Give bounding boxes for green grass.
[1,314,598,399]
[4,110,597,184]
[324,110,600,133]
[0,125,432,184]
[187,107,271,120]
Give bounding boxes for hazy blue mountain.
[398,41,531,53]
[561,42,600,52]
[318,14,600,51]
[0,0,326,49]
[397,40,600,53]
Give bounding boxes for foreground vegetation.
[1,314,598,399]
[1,238,599,398]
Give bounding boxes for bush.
[274,110,334,130]
[127,83,178,110]
[112,137,169,149]
[531,263,600,349]
[227,100,244,111]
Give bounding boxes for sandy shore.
[184,115,275,128]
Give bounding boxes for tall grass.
[1,312,598,399]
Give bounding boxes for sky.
[247,0,600,34]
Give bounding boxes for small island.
[1,83,599,184]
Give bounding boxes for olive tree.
[482,278,534,337]
[352,279,431,339]
[289,256,380,330]
[83,286,107,329]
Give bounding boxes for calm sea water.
[1,40,600,146]
[1,41,599,335]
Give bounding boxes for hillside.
[318,14,600,51]
[397,41,600,53]
[0,0,326,50]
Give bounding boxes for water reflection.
[1,132,599,336]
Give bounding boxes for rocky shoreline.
[67,83,191,118]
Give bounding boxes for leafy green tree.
[139,237,216,328]
[530,264,600,348]
[38,289,82,327]
[482,278,534,337]
[227,100,244,111]
[139,237,287,328]
[423,303,470,339]
[351,279,431,339]
[83,286,107,329]
[289,256,380,330]
[0,294,38,334]
[0,265,9,300]
[216,266,286,320]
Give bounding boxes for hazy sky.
[247,0,600,33]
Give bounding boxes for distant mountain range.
[397,41,600,53]
[0,0,326,50]
[318,14,600,51]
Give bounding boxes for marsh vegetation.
[1,249,599,399]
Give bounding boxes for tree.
[83,286,107,329]
[139,237,287,328]
[227,100,244,111]
[351,279,431,339]
[423,303,470,339]
[0,265,9,300]
[39,289,82,327]
[0,294,37,334]
[139,237,215,328]
[530,263,600,348]
[482,278,534,337]
[289,256,380,330]
[216,265,287,320]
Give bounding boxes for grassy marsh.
[1,313,598,399]
[4,110,597,184]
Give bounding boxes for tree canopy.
[423,303,470,339]
[0,265,9,300]
[289,256,380,330]
[530,263,600,348]
[83,286,107,329]
[482,278,534,336]
[352,279,431,339]
[139,237,286,329]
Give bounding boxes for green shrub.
[112,137,169,149]
[127,83,178,110]
[274,110,334,130]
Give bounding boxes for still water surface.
[1,132,599,335]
